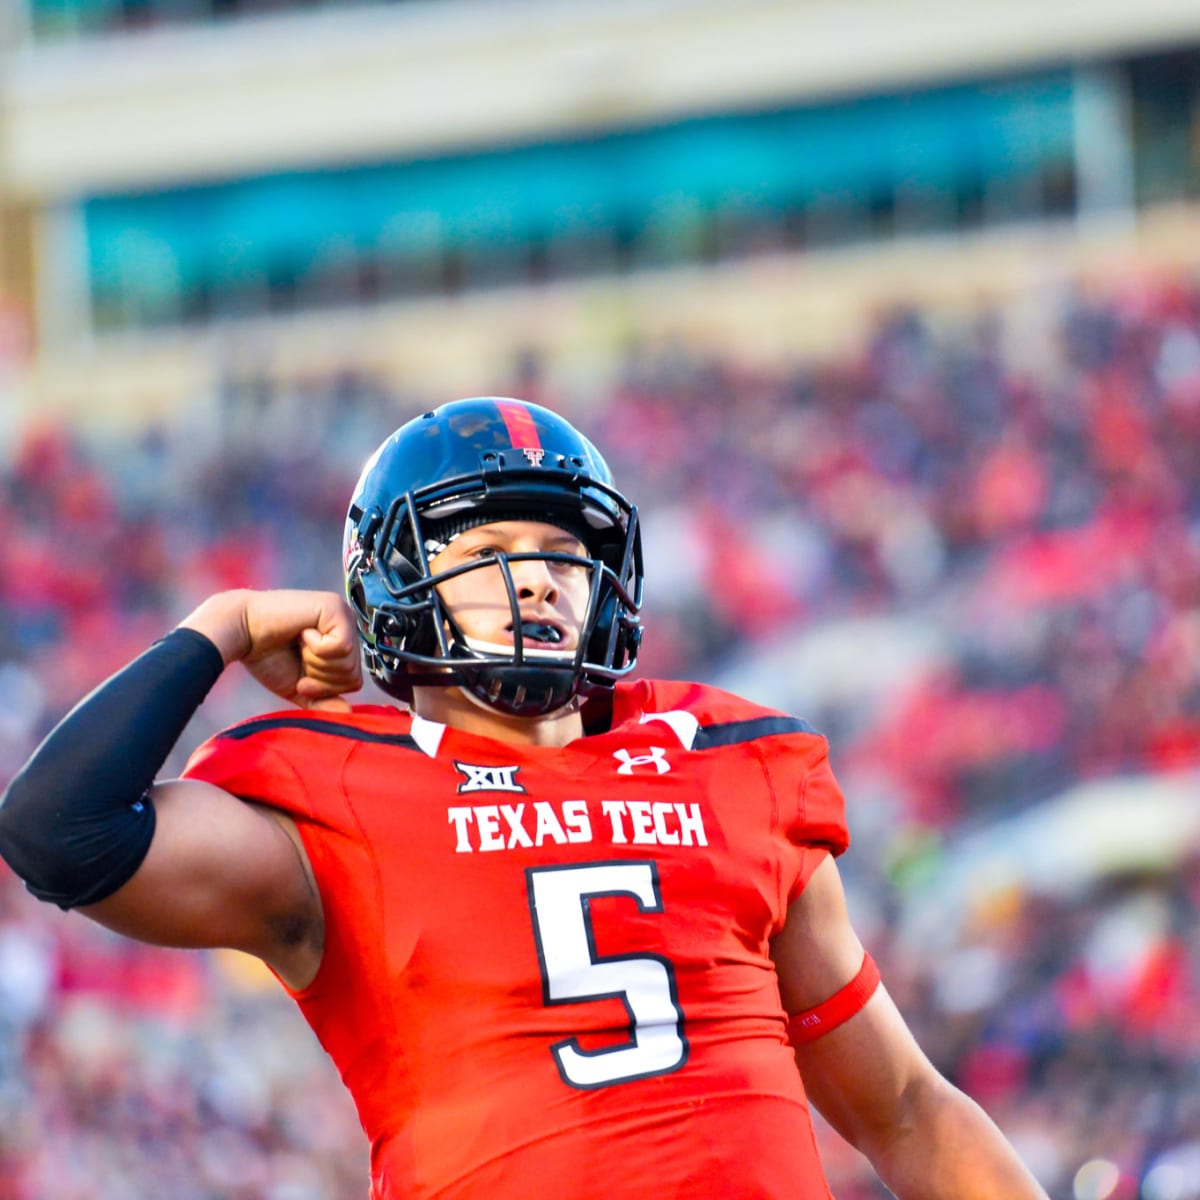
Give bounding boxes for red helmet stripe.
[495,399,543,451]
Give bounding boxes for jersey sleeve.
[776,733,850,904]
[181,723,317,823]
[796,737,850,853]
[644,679,851,901]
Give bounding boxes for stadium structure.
[1,0,1199,431]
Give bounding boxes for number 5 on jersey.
[526,861,689,1089]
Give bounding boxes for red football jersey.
[183,678,851,1199]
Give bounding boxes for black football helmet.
[343,397,643,716]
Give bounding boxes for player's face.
[430,520,591,653]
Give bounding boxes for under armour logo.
[521,448,546,467]
[454,762,527,794]
[613,747,671,775]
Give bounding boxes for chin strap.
[462,665,583,718]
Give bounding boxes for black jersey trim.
[219,716,420,750]
[693,715,820,749]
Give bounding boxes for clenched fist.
[179,589,363,711]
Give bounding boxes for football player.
[0,398,1047,1198]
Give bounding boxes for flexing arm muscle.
[73,587,360,987]
[81,778,323,989]
[771,856,1048,1199]
[0,589,359,990]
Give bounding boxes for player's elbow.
[0,764,44,882]
[0,763,157,911]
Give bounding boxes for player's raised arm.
[0,589,360,986]
[771,855,1049,1199]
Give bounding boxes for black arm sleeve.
[0,627,226,910]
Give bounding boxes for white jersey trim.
[409,714,446,758]
[639,709,700,751]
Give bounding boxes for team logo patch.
[521,447,546,467]
[454,761,527,794]
[613,747,671,775]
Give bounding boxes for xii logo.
[454,762,527,794]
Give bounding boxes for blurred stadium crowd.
[1,265,1199,1199]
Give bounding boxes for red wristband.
[786,952,881,1046]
